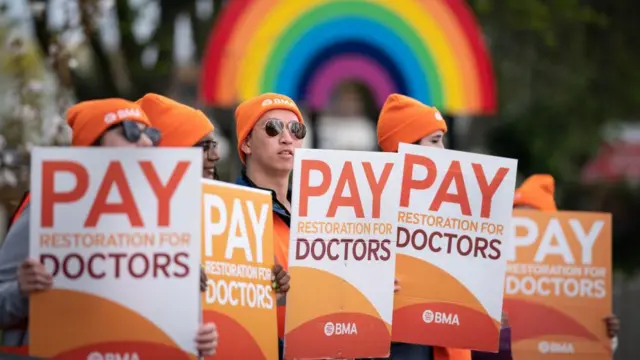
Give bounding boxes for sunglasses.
[263,118,306,140]
[113,121,161,146]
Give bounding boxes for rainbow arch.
[200,0,497,115]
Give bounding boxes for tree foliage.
[27,0,223,101]
[469,0,640,272]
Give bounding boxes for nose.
[207,147,220,162]
[211,148,220,161]
[279,128,294,144]
[137,134,154,147]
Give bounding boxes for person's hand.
[200,265,208,293]
[605,314,620,338]
[195,322,218,356]
[501,312,509,327]
[272,264,290,301]
[394,278,400,293]
[17,258,52,295]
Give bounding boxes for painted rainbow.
[200,0,497,115]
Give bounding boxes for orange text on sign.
[399,154,510,219]
[298,160,394,218]
[40,160,191,228]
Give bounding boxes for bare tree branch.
[77,0,119,98]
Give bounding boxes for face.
[100,121,156,148]
[417,130,445,149]
[241,109,306,173]
[194,131,220,180]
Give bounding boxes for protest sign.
[201,180,278,360]
[393,143,517,351]
[505,210,612,360]
[284,149,402,359]
[28,147,202,359]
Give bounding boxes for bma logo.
[261,98,293,107]
[103,113,118,124]
[538,341,575,354]
[103,108,142,124]
[323,321,358,336]
[86,352,140,360]
[422,310,460,326]
[116,108,142,119]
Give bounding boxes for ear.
[240,136,251,157]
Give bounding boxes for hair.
[91,122,124,146]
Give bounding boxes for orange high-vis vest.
[273,216,290,339]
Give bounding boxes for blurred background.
[0,0,638,357]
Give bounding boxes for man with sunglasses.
[234,93,306,359]
[0,99,218,357]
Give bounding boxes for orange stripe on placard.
[30,289,190,359]
[273,216,290,338]
[273,216,290,270]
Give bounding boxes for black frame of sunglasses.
[263,118,306,140]
[114,120,161,145]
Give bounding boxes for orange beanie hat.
[235,93,304,163]
[137,93,213,147]
[513,174,558,211]
[377,94,447,152]
[66,98,151,146]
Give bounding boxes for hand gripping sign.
[28,147,202,359]
[393,143,518,352]
[284,149,402,359]
[201,180,278,360]
[504,210,612,360]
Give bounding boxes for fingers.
[272,264,282,274]
[18,259,53,294]
[195,323,218,356]
[200,266,208,292]
[604,315,620,338]
[272,264,290,294]
[20,258,41,269]
[501,312,509,326]
[278,278,290,294]
[394,278,400,293]
[272,264,286,280]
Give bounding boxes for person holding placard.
[233,93,305,358]
[376,94,512,360]
[0,99,218,357]
[137,93,221,181]
[139,92,292,305]
[512,173,620,353]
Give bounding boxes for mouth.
[278,149,294,157]
[204,168,215,177]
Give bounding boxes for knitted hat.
[66,98,151,146]
[377,94,447,152]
